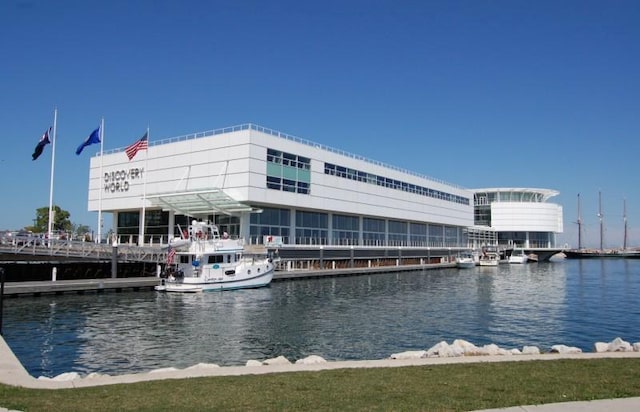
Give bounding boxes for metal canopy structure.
[146,189,258,216]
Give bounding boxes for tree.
[30,206,72,233]
[72,223,92,240]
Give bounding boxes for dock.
[1,263,456,297]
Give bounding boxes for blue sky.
[1,0,638,248]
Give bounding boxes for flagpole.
[47,108,58,246]
[97,117,105,243]
[139,125,149,246]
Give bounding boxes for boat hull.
[156,270,274,293]
[456,259,476,269]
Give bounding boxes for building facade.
[88,124,475,248]
[472,188,563,248]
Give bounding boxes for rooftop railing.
[100,123,466,189]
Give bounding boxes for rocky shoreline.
[2,336,635,389]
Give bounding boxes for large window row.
[249,208,466,247]
[324,163,469,205]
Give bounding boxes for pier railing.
[0,240,166,264]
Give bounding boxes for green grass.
[2,359,640,411]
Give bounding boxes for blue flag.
[76,127,101,155]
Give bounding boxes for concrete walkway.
[2,335,640,411]
[476,397,640,411]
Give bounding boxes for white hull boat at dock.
[508,248,529,264]
[155,220,275,293]
[478,247,500,267]
[456,252,476,269]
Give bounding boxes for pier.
[0,263,456,297]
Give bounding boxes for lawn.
[1,358,640,411]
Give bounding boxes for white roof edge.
[471,188,560,201]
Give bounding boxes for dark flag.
[76,127,101,155]
[125,132,148,160]
[32,127,52,161]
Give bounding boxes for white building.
[472,188,564,248]
[88,124,475,248]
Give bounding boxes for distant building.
[472,188,563,248]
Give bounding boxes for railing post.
[0,267,5,336]
[111,240,118,278]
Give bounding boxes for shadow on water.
[4,259,640,377]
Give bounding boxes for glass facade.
[266,149,311,194]
[295,211,328,245]
[409,223,427,246]
[388,220,407,246]
[325,163,469,206]
[332,214,360,245]
[363,217,385,246]
[250,207,291,244]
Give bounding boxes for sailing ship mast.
[623,198,628,250]
[577,193,583,250]
[598,190,604,251]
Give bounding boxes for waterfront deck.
[1,263,456,296]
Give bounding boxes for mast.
[577,193,582,250]
[598,190,604,251]
[623,198,628,250]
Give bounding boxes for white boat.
[456,252,476,269]
[155,220,275,293]
[478,247,500,266]
[508,248,529,264]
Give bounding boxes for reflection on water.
[4,259,640,377]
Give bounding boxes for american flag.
[125,132,148,160]
[167,244,176,265]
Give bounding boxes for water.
[3,258,640,378]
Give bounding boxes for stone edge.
[3,335,640,390]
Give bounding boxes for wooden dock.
[1,263,456,297]
[2,277,160,296]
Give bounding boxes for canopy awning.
[146,189,259,216]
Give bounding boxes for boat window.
[179,255,189,264]
[207,255,224,264]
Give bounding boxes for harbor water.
[3,258,640,378]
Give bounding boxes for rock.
[608,337,633,352]
[522,346,540,355]
[509,348,522,355]
[479,344,501,356]
[389,350,427,360]
[85,372,110,379]
[295,355,328,364]
[52,372,81,381]
[148,367,179,374]
[185,363,220,370]
[262,355,291,365]
[452,339,481,355]
[426,341,463,357]
[550,345,582,354]
[594,342,610,353]
[426,341,449,357]
[245,360,263,367]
